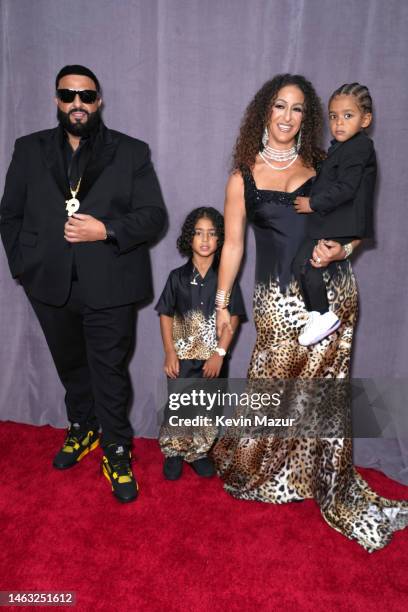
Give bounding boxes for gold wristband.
[215,289,231,309]
[343,243,353,259]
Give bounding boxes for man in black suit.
[0,65,166,503]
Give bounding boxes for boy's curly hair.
[177,207,224,261]
[232,73,325,171]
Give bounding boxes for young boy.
[293,82,376,346]
[156,207,246,480]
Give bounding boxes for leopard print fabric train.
[213,267,408,552]
[212,170,408,552]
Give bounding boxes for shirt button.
[200,301,203,305]
[201,283,204,286]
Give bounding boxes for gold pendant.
[65,197,80,216]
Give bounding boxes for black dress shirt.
[60,127,116,259]
[155,259,247,360]
[63,133,92,192]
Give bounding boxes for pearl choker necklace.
[259,143,299,171]
[259,150,299,171]
[262,144,297,162]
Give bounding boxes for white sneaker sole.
[299,319,341,347]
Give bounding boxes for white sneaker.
[299,311,341,346]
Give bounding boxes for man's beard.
[57,107,101,137]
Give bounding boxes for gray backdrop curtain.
[1,0,407,482]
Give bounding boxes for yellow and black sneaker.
[53,423,99,470]
[102,444,138,503]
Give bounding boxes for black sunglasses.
[56,89,98,104]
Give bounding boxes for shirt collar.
[58,121,101,150]
[328,130,366,156]
[181,258,218,282]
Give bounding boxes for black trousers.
[292,237,350,314]
[28,281,135,448]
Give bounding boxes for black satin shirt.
[155,259,246,360]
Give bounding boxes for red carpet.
[0,422,407,611]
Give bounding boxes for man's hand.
[64,213,107,243]
[164,350,180,379]
[294,196,313,214]
[202,353,223,378]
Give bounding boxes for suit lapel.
[40,124,120,206]
[327,132,364,158]
[77,124,119,202]
[327,139,342,157]
[40,128,71,200]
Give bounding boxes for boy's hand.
[202,353,223,378]
[294,196,313,214]
[164,350,180,379]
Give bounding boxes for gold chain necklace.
[65,177,82,217]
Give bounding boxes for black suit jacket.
[308,131,377,239]
[0,124,166,308]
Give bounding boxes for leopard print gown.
[212,170,408,552]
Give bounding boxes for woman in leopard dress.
[212,73,408,552]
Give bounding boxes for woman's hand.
[216,308,232,339]
[310,240,346,268]
[164,350,180,379]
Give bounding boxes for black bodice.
[243,169,314,291]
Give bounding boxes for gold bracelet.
[215,289,231,309]
[343,243,353,259]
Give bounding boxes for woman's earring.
[296,128,302,152]
[262,127,269,147]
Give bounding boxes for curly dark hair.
[177,207,224,261]
[232,73,325,171]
